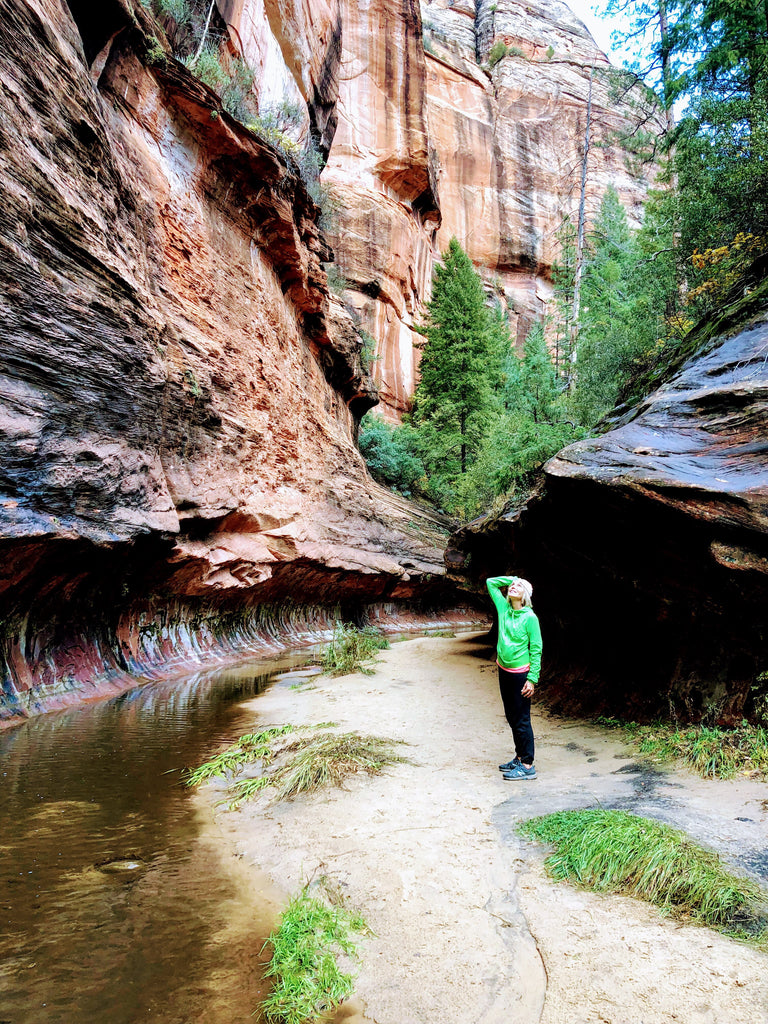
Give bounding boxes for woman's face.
[507,579,525,603]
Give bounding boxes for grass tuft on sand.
[266,731,408,801]
[185,725,295,787]
[321,622,390,676]
[520,808,768,945]
[596,719,768,779]
[261,889,368,1024]
[188,726,408,807]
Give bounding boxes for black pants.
[498,667,535,764]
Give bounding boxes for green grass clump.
[185,725,294,786]
[321,623,390,677]
[520,808,768,943]
[189,727,408,808]
[228,776,271,806]
[266,732,408,801]
[637,724,768,778]
[596,718,768,779]
[262,891,367,1024]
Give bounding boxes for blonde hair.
[508,578,533,608]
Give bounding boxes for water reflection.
[0,652,318,1024]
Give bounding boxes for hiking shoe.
[502,764,536,781]
[498,757,520,771]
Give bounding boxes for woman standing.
[486,575,542,780]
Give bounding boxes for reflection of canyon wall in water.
[0,0,472,723]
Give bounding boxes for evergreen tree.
[570,188,638,422]
[550,216,578,379]
[412,238,502,477]
[519,323,560,423]
[460,322,583,516]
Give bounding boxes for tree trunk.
[568,64,593,384]
[658,0,676,132]
[193,0,217,63]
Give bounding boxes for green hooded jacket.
[486,576,543,683]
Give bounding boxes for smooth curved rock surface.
[447,293,768,723]
[0,0,471,722]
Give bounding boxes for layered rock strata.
[218,0,659,419]
[321,0,660,414]
[0,1,470,723]
[447,284,768,723]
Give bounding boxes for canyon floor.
[197,633,768,1024]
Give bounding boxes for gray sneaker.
[502,764,536,780]
[498,757,520,771]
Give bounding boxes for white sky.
[565,0,630,65]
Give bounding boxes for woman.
[486,575,542,780]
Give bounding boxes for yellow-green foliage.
[262,889,368,1024]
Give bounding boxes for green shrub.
[521,809,768,943]
[321,623,390,677]
[262,890,368,1024]
[245,110,327,203]
[156,0,191,23]
[357,413,425,496]
[325,263,348,295]
[183,47,256,121]
[488,40,508,66]
[358,329,378,373]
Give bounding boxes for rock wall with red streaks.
[215,0,657,419]
[0,0,471,723]
[320,0,660,414]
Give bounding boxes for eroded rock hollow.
[448,286,768,723]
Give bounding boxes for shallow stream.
[0,653,320,1024]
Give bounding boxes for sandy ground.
[196,633,768,1024]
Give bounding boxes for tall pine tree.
[412,238,501,477]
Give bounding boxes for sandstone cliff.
[213,0,659,418]
[322,0,658,414]
[0,0,660,723]
[446,277,768,723]
[0,0,469,723]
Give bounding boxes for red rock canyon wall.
[0,0,471,722]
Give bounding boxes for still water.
[0,653,320,1024]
